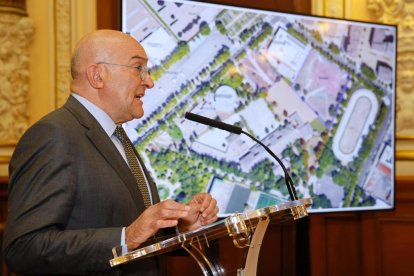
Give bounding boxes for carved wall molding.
[325,0,345,17]
[0,0,33,145]
[367,0,414,134]
[54,0,72,108]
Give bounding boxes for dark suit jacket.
[2,96,162,275]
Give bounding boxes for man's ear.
[86,64,104,89]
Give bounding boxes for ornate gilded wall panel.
[367,0,414,136]
[54,0,72,108]
[0,0,33,145]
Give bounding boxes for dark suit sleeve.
[2,120,122,274]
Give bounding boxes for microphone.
[184,112,298,201]
[184,112,242,134]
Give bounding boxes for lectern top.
[109,198,312,267]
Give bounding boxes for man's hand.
[125,199,190,249]
[177,193,219,232]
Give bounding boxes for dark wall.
[309,176,414,276]
[97,0,121,30]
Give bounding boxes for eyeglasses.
[97,62,151,81]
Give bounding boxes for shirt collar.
[71,93,117,137]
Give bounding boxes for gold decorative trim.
[54,0,72,108]
[0,5,26,15]
[367,0,414,137]
[0,0,33,147]
[324,0,345,18]
[0,142,17,147]
[366,0,414,161]
[0,0,26,15]
[0,156,11,164]
[396,134,414,140]
[396,151,414,160]
[396,134,414,160]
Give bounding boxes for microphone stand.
[240,129,298,201]
[235,130,299,275]
[183,112,308,276]
[184,111,298,201]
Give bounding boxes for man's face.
[99,38,154,124]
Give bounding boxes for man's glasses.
[97,62,151,81]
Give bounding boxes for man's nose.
[143,75,154,89]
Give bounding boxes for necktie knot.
[115,126,129,144]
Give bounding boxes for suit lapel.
[64,96,145,211]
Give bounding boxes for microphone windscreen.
[185,112,242,134]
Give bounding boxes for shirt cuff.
[121,227,126,245]
[121,227,128,255]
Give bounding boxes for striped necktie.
[115,126,152,207]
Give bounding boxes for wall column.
[0,0,34,176]
[0,0,96,178]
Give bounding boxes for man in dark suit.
[2,30,218,275]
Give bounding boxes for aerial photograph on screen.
[122,0,396,214]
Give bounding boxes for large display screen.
[122,0,396,215]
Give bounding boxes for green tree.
[200,21,211,36]
[215,20,226,35]
[360,63,376,80]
